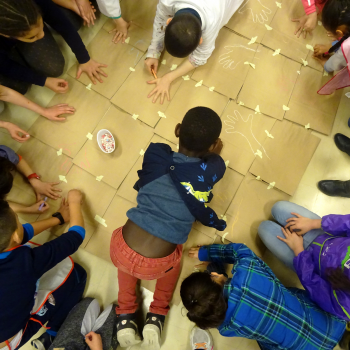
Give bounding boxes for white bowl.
[97,129,116,153]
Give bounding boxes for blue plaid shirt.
[198,244,346,350]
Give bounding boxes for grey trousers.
[48,298,118,350]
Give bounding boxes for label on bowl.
[101,133,115,153]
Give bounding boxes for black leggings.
[0,7,83,95]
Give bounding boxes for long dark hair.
[180,272,227,329]
[322,0,350,54]
[326,267,350,292]
[0,0,41,37]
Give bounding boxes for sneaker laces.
[194,342,208,350]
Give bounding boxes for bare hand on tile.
[291,12,317,38]
[77,59,108,84]
[147,76,171,104]
[44,78,69,94]
[74,0,96,26]
[110,18,130,44]
[42,104,75,121]
[29,178,62,201]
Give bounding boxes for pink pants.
[110,227,182,316]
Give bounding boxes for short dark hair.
[179,107,222,152]
[326,267,350,292]
[165,13,202,58]
[0,200,17,252]
[0,158,15,199]
[0,0,41,37]
[180,272,227,329]
[322,0,350,54]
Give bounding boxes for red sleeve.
[17,154,22,162]
[301,0,316,15]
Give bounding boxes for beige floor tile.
[103,19,153,53]
[28,76,111,158]
[286,66,342,135]
[154,115,179,145]
[191,29,258,99]
[68,28,143,99]
[193,168,244,238]
[73,105,154,189]
[111,54,183,128]
[290,183,320,212]
[84,195,135,262]
[249,120,320,196]
[220,102,276,175]
[238,45,301,120]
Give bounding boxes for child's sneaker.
[141,312,165,350]
[190,326,214,350]
[116,313,141,348]
[31,332,54,350]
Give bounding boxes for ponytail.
[0,0,41,37]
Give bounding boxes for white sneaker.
[190,326,214,350]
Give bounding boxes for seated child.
[145,0,244,103]
[313,0,350,96]
[259,201,350,321]
[0,189,86,350]
[181,243,347,350]
[110,107,227,349]
[0,145,61,214]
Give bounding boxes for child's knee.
[271,201,290,219]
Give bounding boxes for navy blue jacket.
[134,143,227,230]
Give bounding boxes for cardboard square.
[221,173,290,256]
[111,54,183,128]
[191,29,258,99]
[141,228,215,305]
[28,77,111,158]
[13,138,73,195]
[120,0,158,33]
[285,66,342,135]
[261,0,331,63]
[103,20,153,52]
[154,115,179,145]
[249,120,320,195]
[117,135,176,204]
[219,102,276,175]
[164,80,229,122]
[68,29,143,99]
[37,165,117,227]
[238,45,301,120]
[73,105,154,189]
[85,195,135,262]
[225,0,278,42]
[193,168,244,238]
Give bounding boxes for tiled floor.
[2,1,350,349]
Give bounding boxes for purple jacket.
[294,214,350,320]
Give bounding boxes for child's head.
[322,0,350,46]
[165,13,202,58]
[0,158,15,199]
[175,107,222,154]
[180,272,227,329]
[0,200,22,252]
[0,0,44,42]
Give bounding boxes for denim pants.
[258,201,324,271]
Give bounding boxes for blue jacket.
[134,143,227,230]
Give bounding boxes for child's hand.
[188,246,202,259]
[3,122,30,143]
[211,138,223,155]
[85,332,103,350]
[291,12,317,38]
[312,55,328,68]
[26,200,50,214]
[68,189,83,204]
[77,59,108,85]
[29,178,62,201]
[42,104,75,121]
[58,198,70,223]
[145,58,159,75]
[285,213,321,236]
[110,17,131,44]
[75,0,96,27]
[277,227,304,256]
[45,78,69,94]
[314,44,332,57]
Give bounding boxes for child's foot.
[141,312,165,350]
[190,326,214,350]
[116,313,141,348]
[31,332,54,350]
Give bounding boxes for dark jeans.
[0,7,83,95]
[16,263,87,349]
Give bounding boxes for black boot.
[317,180,350,197]
[334,133,350,156]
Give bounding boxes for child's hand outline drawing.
[238,0,272,24]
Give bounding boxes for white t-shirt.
[95,0,121,18]
[147,0,244,66]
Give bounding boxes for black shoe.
[317,180,350,197]
[116,312,141,347]
[31,332,54,350]
[142,313,165,350]
[334,133,350,156]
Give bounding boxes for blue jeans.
[258,201,324,271]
